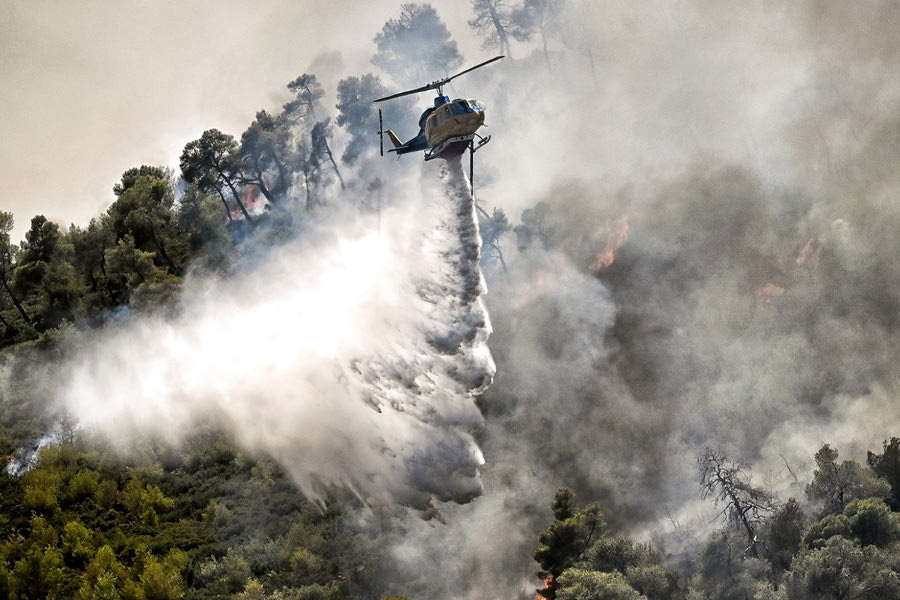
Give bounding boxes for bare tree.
[699,447,777,557]
[469,0,515,56]
[515,0,567,66]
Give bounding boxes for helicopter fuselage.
[424,96,486,148]
[388,95,487,160]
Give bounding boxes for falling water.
[55,160,494,515]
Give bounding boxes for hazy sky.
[0,0,482,242]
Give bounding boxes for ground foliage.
[530,447,900,600]
[0,427,399,599]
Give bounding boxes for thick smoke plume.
[57,160,493,514]
[382,1,900,597]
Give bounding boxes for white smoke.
[57,160,493,514]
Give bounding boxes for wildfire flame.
[792,237,821,266]
[535,574,554,600]
[229,183,270,221]
[755,235,823,304]
[590,216,630,274]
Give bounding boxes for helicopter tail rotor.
[377,109,384,157]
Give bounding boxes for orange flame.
[755,282,785,304]
[793,237,821,266]
[535,574,554,600]
[228,183,270,222]
[590,216,630,274]
[755,236,822,304]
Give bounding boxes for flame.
[590,216,630,274]
[755,282,785,304]
[792,237,821,266]
[229,183,271,221]
[754,236,823,304]
[535,574,554,600]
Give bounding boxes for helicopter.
[373,55,504,162]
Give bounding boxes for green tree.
[802,513,852,550]
[107,169,186,274]
[0,211,32,328]
[175,184,231,272]
[78,545,135,600]
[336,74,408,164]
[555,568,642,600]
[239,110,291,204]
[27,515,60,549]
[10,546,65,600]
[515,201,557,250]
[140,550,187,600]
[685,529,776,600]
[624,564,676,600]
[13,215,83,330]
[281,73,344,192]
[18,215,63,266]
[478,206,510,272]
[68,469,100,501]
[767,498,807,571]
[35,256,85,329]
[843,497,900,548]
[584,537,678,600]
[534,488,605,599]
[21,466,62,513]
[235,579,267,600]
[104,234,160,302]
[68,217,117,313]
[114,165,169,198]
[806,444,890,515]
[867,437,900,510]
[61,520,95,569]
[94,479,119,510]
[181,129,254,223]
[781,536,900,600]
[310,119,345,190]
[373,3,463,87]
[284,73,325,122]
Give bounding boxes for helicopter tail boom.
[385,129,404,148]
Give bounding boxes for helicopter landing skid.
[472,134,491,153]
[425,134,476,161]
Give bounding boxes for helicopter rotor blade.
[373,82,436,103]
[445,55,504,85]
[372,56,504,103]
[378,109,384,156]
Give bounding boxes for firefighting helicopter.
[373,55,504,163]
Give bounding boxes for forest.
[3,1,900,598]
